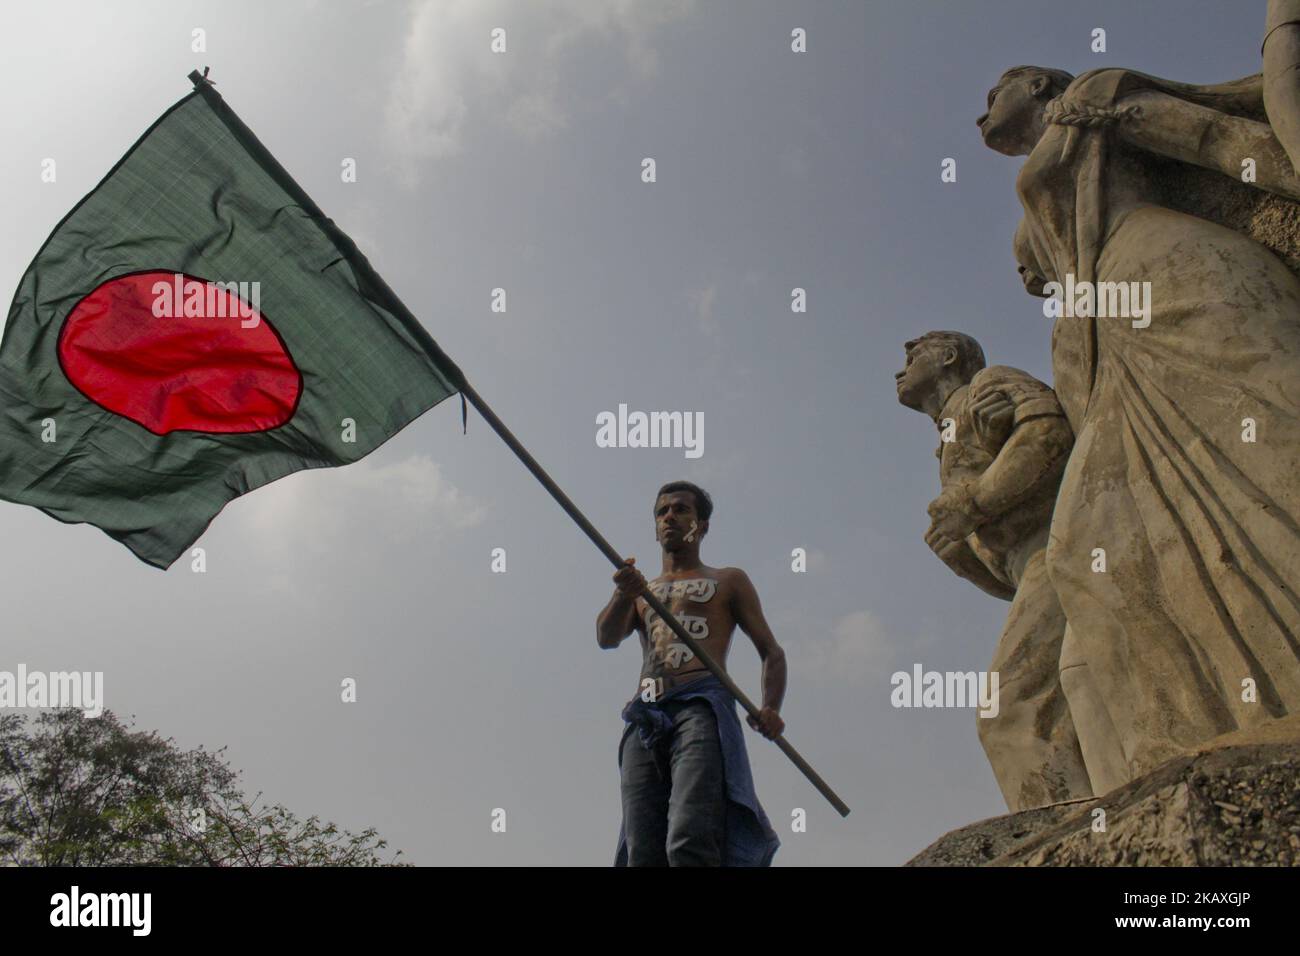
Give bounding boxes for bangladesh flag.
[0,72,465,569]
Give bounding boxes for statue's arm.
[1264,17,1300,178]
[1113,88,1300,201]
[958,368,1074,521]
[971,414,1072,520]
[923,527,1017,601]
[923,412,1065,603]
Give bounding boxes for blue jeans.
[619,697,727,867]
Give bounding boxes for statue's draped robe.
[1269,0,1300,36]
[1265,0,1300,178]
[1014,69,1300,788]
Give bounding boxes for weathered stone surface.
[980,57,1300,796]
[1159,161,1300,279]
[906,715,1300,866]
[904,800,1093,867]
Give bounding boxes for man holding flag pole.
[0,70,849,850]
[598,480,786,866]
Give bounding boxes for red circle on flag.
[57,271,302,435]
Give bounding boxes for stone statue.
[896,331,1093,810]
[976,1,1300,796]
[1264,0,1300,177]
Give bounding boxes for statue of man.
[896,331,1094,810]
[597,481,783,866]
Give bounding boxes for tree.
[0,709,405,866]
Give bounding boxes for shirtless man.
[597,481,784,867]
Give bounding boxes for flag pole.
[186,68,849,818]
[459,382,851,818]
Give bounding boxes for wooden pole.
[188,67,850,818]
[460,382,851,817]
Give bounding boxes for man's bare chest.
[635,575,734,669]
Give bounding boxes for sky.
[0,0,1271,865]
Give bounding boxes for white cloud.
[336,199,384,261]
[383,0,697,185]
[505,88,569,141]
[796,609,900,683]
[230,453,485,563]
[383,0,476,179]
[687,283,718,338]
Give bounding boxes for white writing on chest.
[643,578,718,669]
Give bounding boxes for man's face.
[976,72,1046,156]
[894,341,948,411]
[655,492,703,551]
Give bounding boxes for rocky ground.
[907,715,1300,866]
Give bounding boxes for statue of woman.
[976,47,1300,795]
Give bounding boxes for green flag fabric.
[0,73,464,569]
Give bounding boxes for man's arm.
[728,569,787,739]
[596,558,645,649]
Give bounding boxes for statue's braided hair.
[1044,97,1141,128]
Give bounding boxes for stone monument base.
[907,714,1300,866]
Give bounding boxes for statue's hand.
[924,523,967,566]
[970,389,1016,449]
[924,520,1016,601]
[927,484,983,540]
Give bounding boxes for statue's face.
[894,340,947,411]
[977,72,1046,156]
[1018,263,1048,297]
